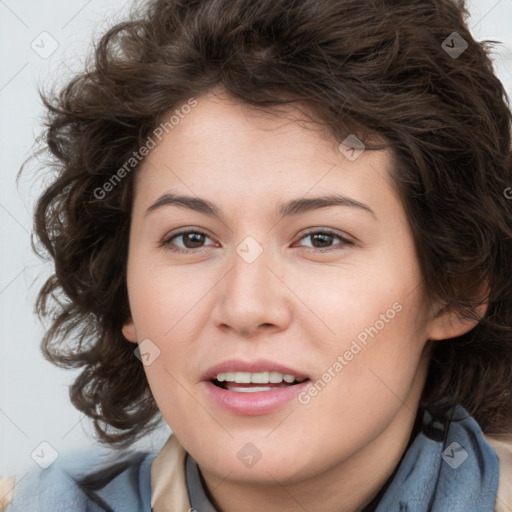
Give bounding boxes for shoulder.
[4,449,157,512]
[484,434,512,512]
[4,454,91,512]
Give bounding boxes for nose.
[211,242,292,338]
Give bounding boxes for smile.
[202,360,311,415]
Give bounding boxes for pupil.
[184,233,205,248]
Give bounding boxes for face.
[122,90,471,485]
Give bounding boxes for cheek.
[142,361,215,445]
[127,256,212,338]
[125,261,209,408]
[294,244,429,411]
[310,288,429,424]
[289,247,425,352]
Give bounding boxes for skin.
[122,89,480,512]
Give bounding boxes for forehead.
[150,91,337,164]
[133,91,399,217]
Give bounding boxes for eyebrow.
[144,191,376,220]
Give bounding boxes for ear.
[122,317,138,344]
[426,288,488,341]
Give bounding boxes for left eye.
[297,230,352,250]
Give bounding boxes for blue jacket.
[5,451,157,512]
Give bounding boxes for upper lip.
[202,359,309,381]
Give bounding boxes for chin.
[196,439,322,484]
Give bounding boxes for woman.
[5,0,512,510]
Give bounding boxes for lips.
[201,359,311,415]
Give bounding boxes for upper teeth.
[216,371,301,384]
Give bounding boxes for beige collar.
[150,434,192,511]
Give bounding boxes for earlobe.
[122,318,138,343]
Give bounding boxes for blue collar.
[374,404,499,511]
[80,450,157,511]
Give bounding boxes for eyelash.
[159,228,353,254]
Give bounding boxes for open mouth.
[211,371,309,393]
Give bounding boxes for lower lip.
[203,380,310,415]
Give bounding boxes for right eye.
[160,230,217,253]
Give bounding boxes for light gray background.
[1,0,511,477]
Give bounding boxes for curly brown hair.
[29,0,512,449]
